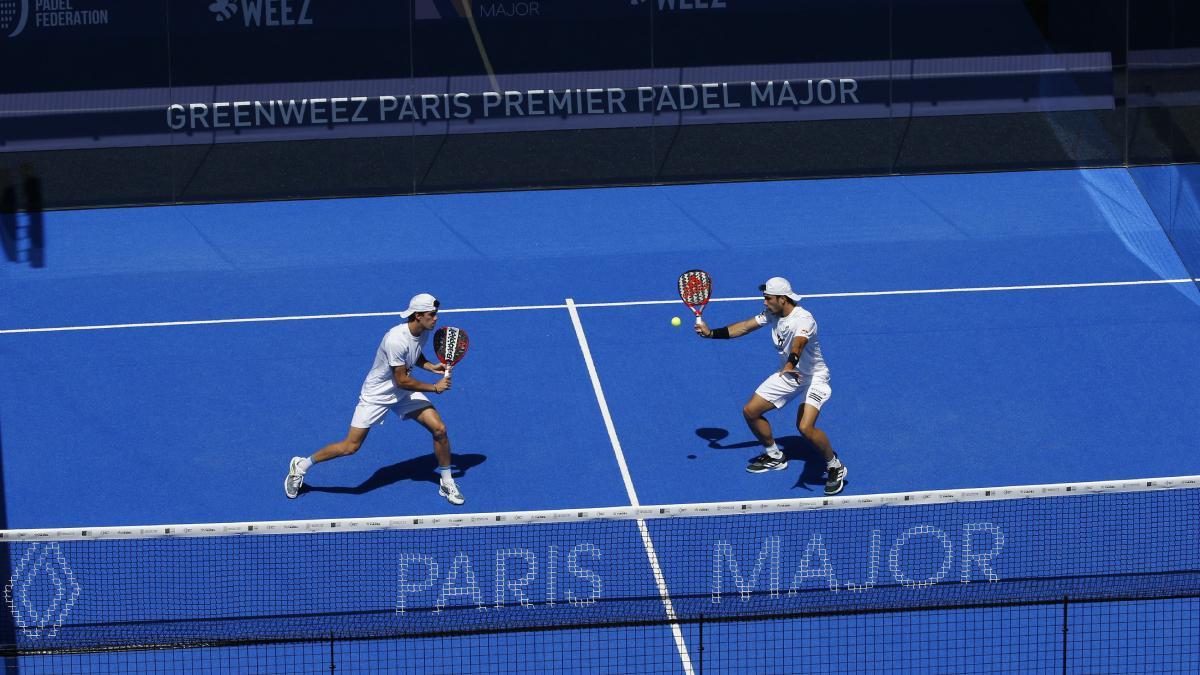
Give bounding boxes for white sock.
[439,466,454,484]
[765,443,782,459]
[296,457,313,474]
[828,457,842,469]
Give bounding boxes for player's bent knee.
[342,440,362,456]
[742,405,760,420]
[430,427,448,441]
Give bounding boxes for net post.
[1061,595,1069,675]
[329,630,336,673]
[698,614,704,675]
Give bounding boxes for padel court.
[2,166,1198,672]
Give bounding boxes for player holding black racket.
[689,274,846,496]
[433,325,469,379]
[285,293,472,506]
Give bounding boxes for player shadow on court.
[695,428,828,491]
[302,453,487,496]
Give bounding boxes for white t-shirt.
[755,305,829,377]
[359,324,429,404]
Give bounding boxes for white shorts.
[754,372,832,411]
[351,394,433,429]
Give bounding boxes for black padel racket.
[433,326,469,378]
[677,269,712,325]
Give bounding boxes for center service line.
[564,298,695,675]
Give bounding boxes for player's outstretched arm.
[695,317,761,339]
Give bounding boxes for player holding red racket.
[285,293,470,505]
[677,269,712,325]
[692,276,846,496]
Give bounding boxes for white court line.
[572,277,1200,308]
[565,298,695,675]
[0,304,567,335]
[2,278,1197,335]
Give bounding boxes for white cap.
[759,277,802,302]
[399,293,439,318]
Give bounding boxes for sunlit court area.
[2,1,1199,672]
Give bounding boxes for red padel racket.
[677,269,712,325]
[433,326,469,378]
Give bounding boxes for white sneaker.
[284,457,305,499]
[439,480,465,506]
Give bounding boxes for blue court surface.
[4,166,1199,526]
[2,166,1200,672]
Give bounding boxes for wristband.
[709,326,730,339]
[787,352,800,367]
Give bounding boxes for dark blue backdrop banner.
[0,0,1124,153]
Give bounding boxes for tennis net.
[3,475,1199,673]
